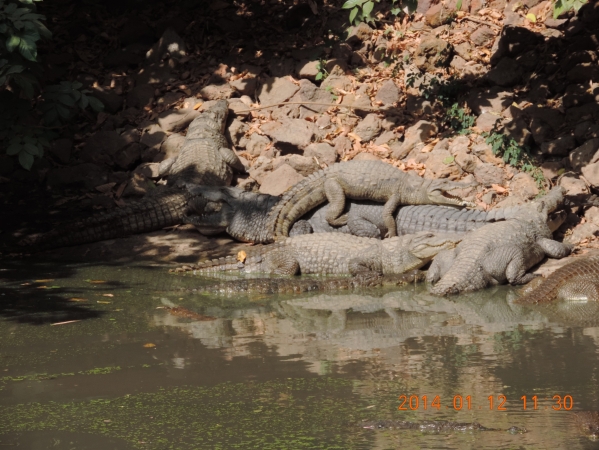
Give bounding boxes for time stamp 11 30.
[398,395,574,411]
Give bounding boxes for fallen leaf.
[193,102,203,110]
[491,184,508,194]
[143,343,156,348]
[102,293,114,298]
[87,280,107,284]
[69,298,87,302]
[237,250,247,262]
[97,300,112,304]
[526,13,536,23]
[35,279,54,283]
[20,282,31,286]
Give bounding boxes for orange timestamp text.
[398,395,574,411]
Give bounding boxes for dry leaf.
[347,132,362,142]
[143,343,156,348]
[102,293,114,298]
[237,250,247,262]
[35,279,54,283]
[87,280,107,284]
[526,13,537,23]
[97,300,112,304]
[69,298,87,302]
[51,320,80,326]
[491,184,507,194]
[193,102,203,110]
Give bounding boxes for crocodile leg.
[382,193,402,238]
[263,249,301,275]
[324,178,349,226]
[427,248,457,283]
[537,237,573,258]
[218,147,246,172]
[347,215,382,238]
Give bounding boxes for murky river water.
[1,261,599,449]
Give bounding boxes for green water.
[1,262,599,449]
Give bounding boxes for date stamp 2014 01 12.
[398,395,574,411]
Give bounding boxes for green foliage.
[552,0,587,18]
[342,0,416,25]
[445,103,475,135]
[0,0,104,171]
[315,59,329,82]
[484,128,545,189]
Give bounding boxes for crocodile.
[360,419,526,434]
[515,254,599,304]
[176,270,426,296]
[20,101,245,251]
[157,99,245,187]
[428,187,573,296]
[177,231,463,276]
[266,160,477,239]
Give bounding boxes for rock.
[353,152,381,161]
[470,26,496,46]
[246,133,271,157]
[122,173,153,197]
[81,131,129,163]
[346,22,373,46]
[104,47,143,68]
[199,84,235,100]
[565,222,599,244]
[503,118,532,146]
[540,135,577,156]
[226,118,249,147]
[315,115,331,129]
[474,163,505,186]
[544,18,568,28]
[230,77,257,96]
[425,3,451,27]
[454,42,474,61]
[413,37,453,71]
[575,121,599,144]
[134,162,161,178]
[127,84,155,109]
[226,98,251,120]
[540,161,564,180]
[159,133,186,161]
[454,149,481,173]
[585,206,599,226]
[530,117,553,144]
[354,114,382,142]
[272,154,319,176]
[491,25,543,64]
[296,59,321,81]
[258,164,305,196]
[559,176,589,196]
[321,74,353,92]
[269,58,295,77]
[47,163,108,189]
[424,151,463,179]
[136,62,175,85]
[261,118,315,152]
[563,84,599,108]
[248,155,273,184]
[467,87,513,115]
[391,120,438,160]
[145,27,186,64]
[522,105,564,130]
[406,96,433,115]
[258,77,300,106]
[450,55,486,77]
[565,102,599,125]
[48,138,72,164]
[487,57,522,86]
[570,138,599,171]
[304,142,337,166]
[582,162,599,187]
[289,79,336,118]
[157,108,200,132]
[475,112,503,132]
[448,136,470,154]
[114,143,141,170]
[140,124,167,150]
[334,135,353,158]
[567,63,599,83]
[509,172,539,199]
[118,21,155,46]
[90,87,123,114]
[374,130,397,146]
[375,79,400,106]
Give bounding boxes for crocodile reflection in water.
[154,284,599,360]
[360,419,526,434]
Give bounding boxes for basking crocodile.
[428,187,573,296]
[266,160,477,239]
[516,254,599,304]
[157,99,245,187]
[183,185,556,244]
[176,271,426,295]
[360,419,526,434]
[21,101,245,251]
[178,232,462,276]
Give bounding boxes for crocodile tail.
[516,256,599,304]
[266,168,330,239]
[24,189,192,252]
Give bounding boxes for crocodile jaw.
[428,189,476,208]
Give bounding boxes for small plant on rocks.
[342,0,416,25]
[484,127,546,189]
[445,103,475,135]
